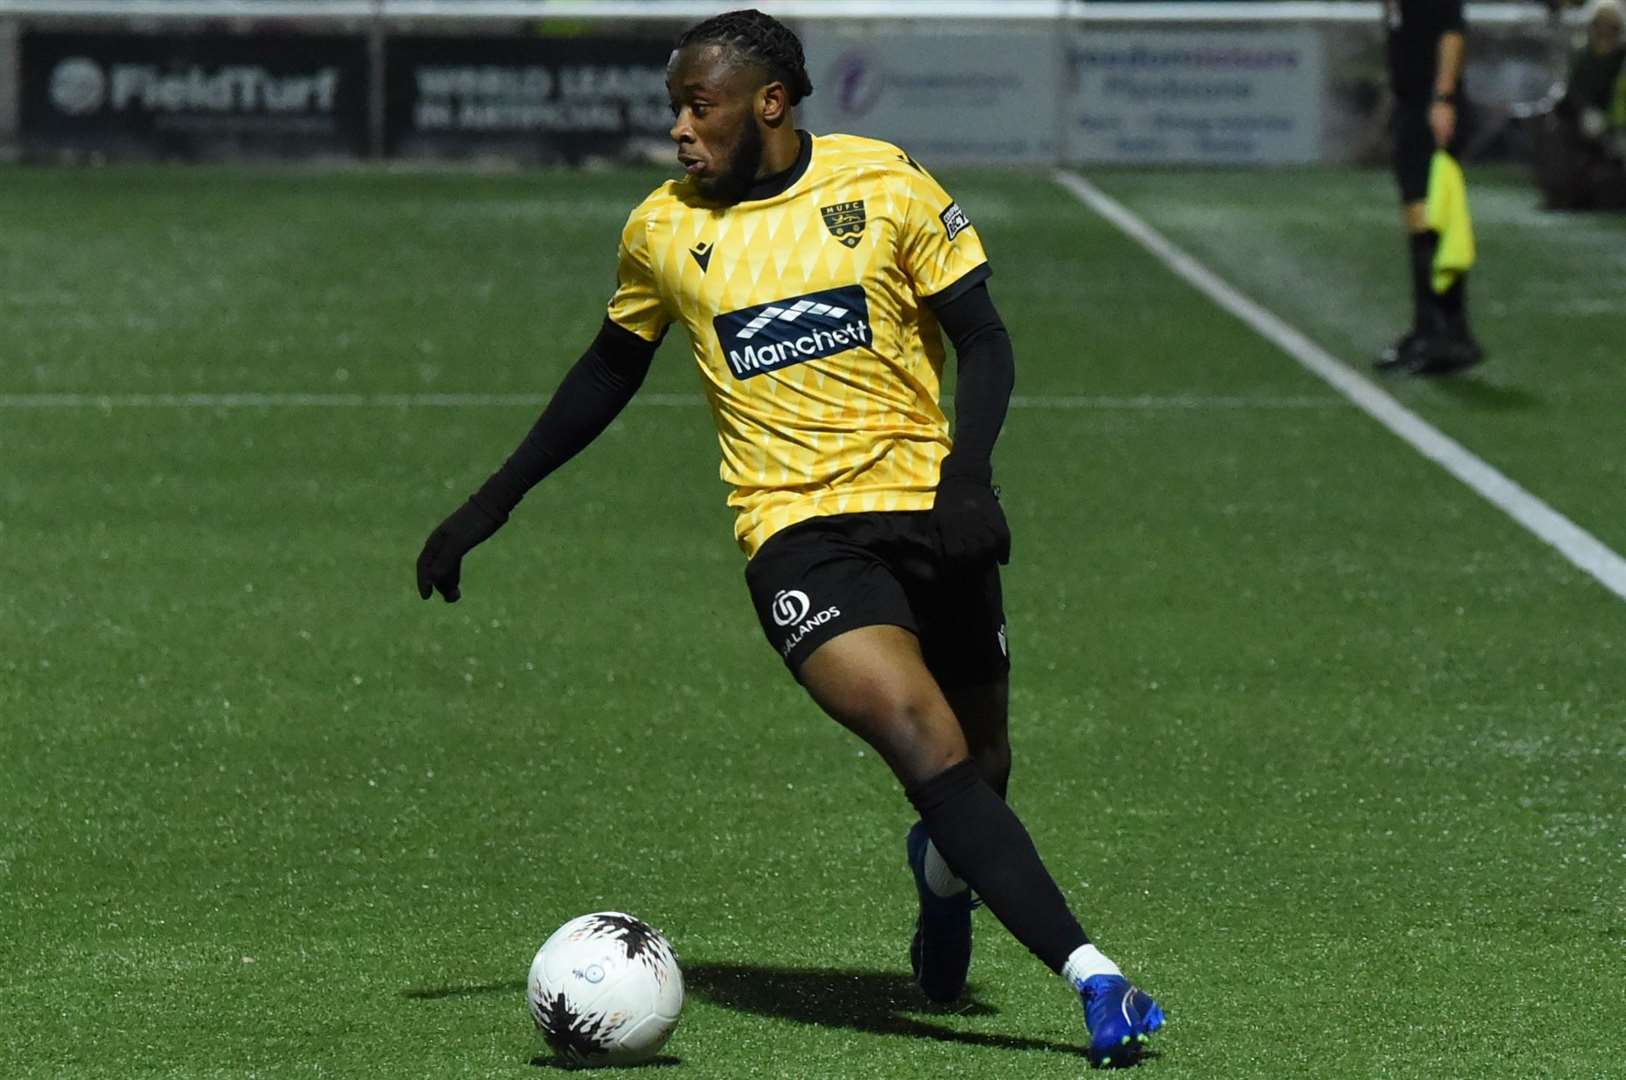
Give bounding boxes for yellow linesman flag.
[1426,150,1476,294]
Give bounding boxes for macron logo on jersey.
[714,285,872,379]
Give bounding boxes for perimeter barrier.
[0,1,1578,166]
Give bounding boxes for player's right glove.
[930,458,1011,571]
[416,499,506,603]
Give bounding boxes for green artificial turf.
[2,164,1622,1078]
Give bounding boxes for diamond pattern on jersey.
[608,133,991,555]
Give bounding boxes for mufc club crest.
[820,200,866,248]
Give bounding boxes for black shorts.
[744,510,1010,688]
[1392,100,1469,203]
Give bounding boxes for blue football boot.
[905,821,974,1003]
[1078,973,1164,1068]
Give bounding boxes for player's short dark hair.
[675,8,814,105]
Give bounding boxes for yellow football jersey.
[606,131,990,557]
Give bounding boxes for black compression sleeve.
[928,280,1014,482]
[470,319,660,518]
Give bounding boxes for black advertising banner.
[386,36,674,163]
[21,33,368,159]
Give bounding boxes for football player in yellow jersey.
[417,9,1162,1066]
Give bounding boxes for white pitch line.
[1053,168,1626,603]
[0,391,1340,411]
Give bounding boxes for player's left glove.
[930,458,1010,570]
[416,499,505,603]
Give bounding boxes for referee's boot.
[1411,278,1485,375]
[1411,329,1484,375]
[905,821,975,1003]
[1375,327,1422,372]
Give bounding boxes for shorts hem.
[784,617,917,674]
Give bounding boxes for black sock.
[1438,272,1469,333]
[1408,230,1440,333]
[907,760,1088,973]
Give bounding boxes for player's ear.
[758,80,789,127]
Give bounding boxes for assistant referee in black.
[1376,0,1485,375]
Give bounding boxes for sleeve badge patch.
[939,202,971,241]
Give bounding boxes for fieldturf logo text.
[48,57,340,116]
[713,285,872,380]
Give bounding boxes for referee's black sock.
[1438,272,1469,334]
[907,759,1088,973]
[1408,230,1440,332]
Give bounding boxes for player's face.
[667,45,769,204]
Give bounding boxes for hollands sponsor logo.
[49,57,341,116]
[770,589,811,628]
[775,593,843,658]
[713,285,872,380]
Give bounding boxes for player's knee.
[852,679,928,733]
[849,678,962,757]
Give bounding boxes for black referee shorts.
[744,510,1010,688]
[1392,100,1470,204]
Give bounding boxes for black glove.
[930,462,1010,570]
[416,499,505,603]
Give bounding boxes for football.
[526,912,684,1066]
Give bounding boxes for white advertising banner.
[797,27,1057,164]
[1063,29,1323,165]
